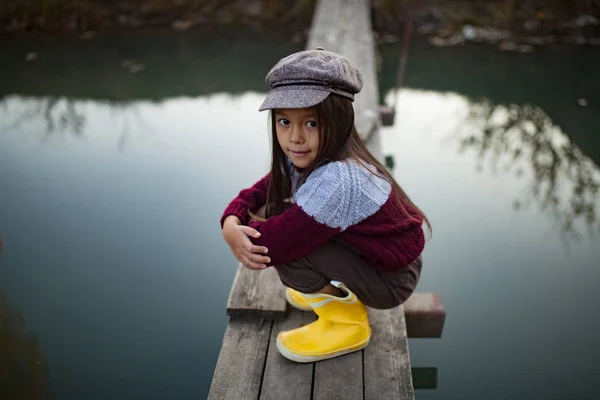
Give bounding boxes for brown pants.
[252,205,422,310]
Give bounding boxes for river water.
[0,30,598,399]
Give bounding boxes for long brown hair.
[265,94,431,235]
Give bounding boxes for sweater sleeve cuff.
[220,203,249,228]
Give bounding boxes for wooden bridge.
[209,1,445,399]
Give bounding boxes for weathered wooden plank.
[260,309,316,400]
[306,0,341,50]
[307,0,380,145]
[342,0,379,143]
[226,263,287,320]
[404,293,446,338]
[208,318,272,400]
[364,306,415,400]
[312,348,363,400]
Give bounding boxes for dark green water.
[0,31,598,399]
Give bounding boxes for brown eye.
[306,121,317,128]
[277,118,290,126]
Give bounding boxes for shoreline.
[2,0,599,50]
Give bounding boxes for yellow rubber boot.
[276,281,371,363]
[285,288,313,311]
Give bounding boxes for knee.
[367,296,405,310]
[274,263,329,294]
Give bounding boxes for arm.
[222,214,271,270]
[248,204,340,266]
[220,172,270,228]
[248,160,392,267]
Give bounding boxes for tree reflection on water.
[2,96,85,139]
[3,93,599,240]
[0,96,149,151]
[0,293,47,399]
[458,100,600,238]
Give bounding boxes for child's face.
[274,108,320,169]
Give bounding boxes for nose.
[289,125,303,144]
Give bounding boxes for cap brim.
[258,88,330,111]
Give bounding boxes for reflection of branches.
[1,97,156,151]
[459,100,600,238]
[3,102,45,132]
[108,101,156,151]
[43,98,85,137]
[0,293,47,399]
[1,97,86,138]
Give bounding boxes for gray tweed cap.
[259,47,363,111]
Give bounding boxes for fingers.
[248,244,269,255]
[239,231,269,255]
[229,226,270,270]
[246,251,271,265]
[239,225,261,239]
[237,226,268,254]
[239,255,267,270]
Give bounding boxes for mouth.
[289,150,310,158]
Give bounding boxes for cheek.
[275,128,286,146]
[310,134,319,151]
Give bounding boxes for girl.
[220,48,430,363]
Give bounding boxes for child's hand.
[222,216,270,270]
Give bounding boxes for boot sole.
[276,335,371,363]
[285,289,313,312]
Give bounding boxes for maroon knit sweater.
[220,159,425,272]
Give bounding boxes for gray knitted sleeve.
[293,159,391,231]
